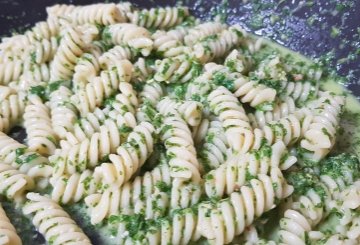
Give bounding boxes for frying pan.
[0,0,359,244]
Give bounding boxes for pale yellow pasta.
[0,203,22,245]
[24,95,58,155]
[23,192,91,245]
[0,163,34,202]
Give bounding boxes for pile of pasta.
[0,2,359,245]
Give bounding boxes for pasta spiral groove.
[23,193,92,245]
[94,121,156,187]
[128,7,189,30]
[0,163,34,202]
[160,114,201,182]
[24,95,58,156]
[0,204,22,245]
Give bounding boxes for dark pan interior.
[0,0,359,96]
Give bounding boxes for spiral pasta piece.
[73,53,101,90]
[50,169,100,204]
[0,133,52,186]
[0,17,60,53]
[23,192,91,245]
[300,92,344,161]
[0,91,26,133]
[24,95,58,156]
[98,45,134,69]
[51,120,128,177]
[160,114,201,182]
[50,27,87,81]
[128,7,189,30]
[132,57,155,83]
[72,60,133,116]
[281,81,318,103]
[85,163,172,224]
[46,4,75,18]
[0,163,34,202]
[184,22,225,46]
[248,97,296,128]
[260,112,313,147]
[204,141,297,198]
[104,23,153,56]
[153,56,202,84]
[62,109,136,148]
[192,117,210,144]
[20,63,50,84]
[198,168,293,245]
[107,81,139,115]
[152,29,190,58]
[224,49,253,74]
[192,26,245,63]
[199,119,229,171]
[0,59,23,85]
[208,86,253,153]
[94,121,155,187]
[0,204,22,245]
[139,81,164,105]
[157,97,203,126]
[115,208,201,245]
[68,3,126,25]
[279,177,359,245]
[48,85,78,139]
[213,65,277,108]
[28,36,58,64]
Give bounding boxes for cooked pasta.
[204,141,297,198]
[198,119,229,170]
[0,163,34,202]
[0,90,26,133]
[50,169,100,204]
[104,23,153,56]
[0,59,23,85]
[50,26,88,81]
[192,25,245,63]
[28,37,58,64]
[281,81,318,104]
[0,204,22,245]
[248,97,296,128]
[128,7,189,29]
[71,60,133,116]
[85,162,201,224]
[208,86,253,153]
[192,117,210,144]
[94,121,155,187]
[300,92,344,160]
[68,3,126,25]
[98,45,134,69]
[20,63,50,83]
[48,85,78,139]
[153,56,202,84]
[0,2,357,245]
[73,53,101,90]
[184,22,225,46]
[132,57,155,83]
[0,132,52,184]
[23,192,92,245]
[160,113,201,182]
[152,29,190,58]
[198,168,293,245]
[23,95,58,156]
[157,96,203,126]
[139,81,164,105]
